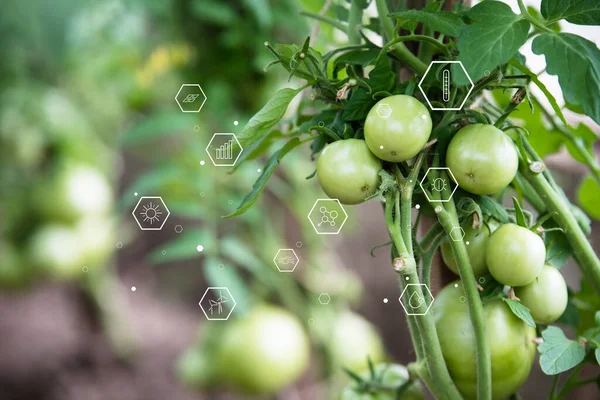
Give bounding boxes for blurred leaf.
[557,288,580,326]
[502,298,536,328]
[391,4,466,37]
[242,0,272,29]
[191,0,237,25]
[544,219,572,268]
[167,199,209,219]
[577,174,600,220]
[204,257,251,316]
[148,228,215,264]
[532,33,600,126]
[333,49,379,76]
[231,129,284,171]
[225,138,306,218]
[119,111,192,146]
[565,123,598,164]
[471,194,510,223]
[456,1,530,84]
[120,165,189,210]
[541,0,600,25]
[538,326,586,375]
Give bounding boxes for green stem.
[517,0,555,34]
[556,363,584,399]
[418,0,436,63]
[379,35,451,62]
[435,199,492,400]
[375,0,428,75]
[300,11,348,32]
[348,0,363,45]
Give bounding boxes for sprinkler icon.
[318,206,338,227]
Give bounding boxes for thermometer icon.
[442,69,451,102]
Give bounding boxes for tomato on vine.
[515,264,568,324]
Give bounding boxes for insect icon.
[431,178,448,192]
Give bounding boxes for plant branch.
[348,0,363,45]
[517,0,555,34]
[301,10,346,33]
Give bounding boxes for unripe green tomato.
[176,349,218,390]
[217,305,310,395]
[446,124,518,195]
[28,224,86,279]
[441,219,499,277]
[515,264,568,324]
[433,282,536,400]
[364,95,432,162]
[331,311,385,372]
[340,363,425,400]
[76,217,115,266]
[317,139,382,205]
[486,223,546,287]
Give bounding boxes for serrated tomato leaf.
[390,7,466,37]
[502,298,536,328]
[456,1,530,84]
[577,174,600,220]
[538,326,586,375]
[541,0,600,25]
[532,33,600,126]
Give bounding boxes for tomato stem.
[347,0,363,45]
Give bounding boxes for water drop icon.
[408,291,424,308]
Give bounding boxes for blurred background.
[0,0,598,399]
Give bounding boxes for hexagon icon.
[399,284,434,316]
[419,167,459,203]
[206,133,243,167]
[307,199,348,235]
[376,103,392,118]
[318,293,331,305]
[199,287,236,320]
[450,227,466,242]
[273,249,299,272]
[418,61,474,111]
[175,84,207,113]
[132,196,170,230]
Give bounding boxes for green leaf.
[595,310,600,327]
[544,219,572,268]
[204,257,251,316]
[224,138,306,218]
[557,288,580,326]
[456,1,530,84]
[235,87,302,152]
[512,197,528,228]
[565,123,598,164]
[541,0,600,25]
[390,6,466,37]
[472,194,510,223]
[577,174,600,220]
[148,228,216,264]
[596,348,600,365]
[538,326,586,375]
[502,298,536,328]
[532,33,600,126]
[119,111,192,147]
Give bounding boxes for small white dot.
[454,283,459,288]
[466,241,470,245]
[421,115,427,119]
[383,298,389,303]
[415,204,421,209]
[134,192,138,196]
[380,145,384,149]
[234,121,239,126]
[405,276,409,281]
[200,160,205,166]
[196,245,204,252]
[257,169,261,173]
[116,242,123,249]
[131,286,136,292]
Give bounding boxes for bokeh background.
[0,0,598,399]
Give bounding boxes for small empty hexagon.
[206,133,243,167]
[307,199,348,235]
[418,61,474,111]
[132,196,170,230]
[376,103,392,118]
[419,167,459,203]
[199,287,236,320]
[318,293,331,305]
[273,249,299,272]
[398,284,434,316]
[175,84,207,113]
[450,227,466,242]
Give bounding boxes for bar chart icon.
[206,133,243,167]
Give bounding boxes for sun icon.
[140,202,163,224]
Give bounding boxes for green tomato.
[441,219,499,277]
[340,363,425,400]
[331,311,386,372]
[515,264,568,324]
[28,224,86,280]
[364,95,432,162]
[433,282,536,400]
[217,305,310,395]
[176,349,218,390]
[76,217,115,266]
[317,139,382,205]
[446,124,518,195]
[486,223,546,287]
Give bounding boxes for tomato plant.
[225,0,600,399]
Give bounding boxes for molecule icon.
[308,199,348,235]
[318,206,338,227]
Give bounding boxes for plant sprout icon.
[408,291,425,309]
[318,206,338,227]
[431,178,448,192]
[208,290,229,315]
[140,202,163,224]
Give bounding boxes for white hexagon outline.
[132,196,171,231]
[175,84,207,113]
[376,103,392,118]
[419,167,459,203]
[273,248,299,273]
[198,287,236,320]
[307,198,348,235]
[450,227,466,242]
[398,283,435,316]
[318,293,331,305]
[418,61,474,111]
[205,133,243,167]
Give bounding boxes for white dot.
[415,204,421,209]
[131,286,136,292]
[134,192,138,196]
[466,241,470,245]
[405,276,409,281]
[454,283,459,288]
[257,169,261,173]
[383,298,389,303]
[421,115,427,119]
[200,160,205,166]
[234,121,239,126]
[380,145,384,149]
[196,245,204,252]
[116,242,123,249]
[228,200,233,204]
